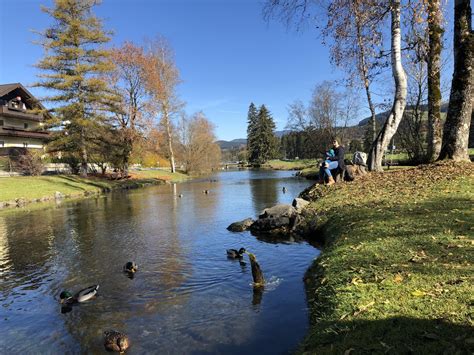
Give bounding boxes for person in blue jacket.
[319,139,345,185]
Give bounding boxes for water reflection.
[0,170,318,354]
[249,170,280,213]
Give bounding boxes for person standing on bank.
[319,139,345,185]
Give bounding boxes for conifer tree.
[248,105,278,165]
[246,102,259,163]
[35,0,116,177]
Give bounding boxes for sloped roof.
[0,83,47,111]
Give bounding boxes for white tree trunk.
[163,106,176,173]
[368,0,407,171]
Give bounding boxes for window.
[0,141,4,147]
[0,120,3,126]
[23,142,28,148]
[24,123,28,129]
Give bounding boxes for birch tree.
[368,0,407,171]
[145,39,183,173]
[179,112,221,174]
[264,0,385,162]
[108,42,151,175]
[438,0,473,161]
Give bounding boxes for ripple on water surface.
[0,170,319,354]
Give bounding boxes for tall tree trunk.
[163,106,176,173]
[355,7,377,161]
[80,129,88,177]
[368,0,407,171]
[438,0,473,161]
[426,0,443,162]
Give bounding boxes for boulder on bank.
[258,203,297,219]
[292,198,309,212]
[227,218,254,232]
[251,204,298,234]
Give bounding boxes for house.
[0,83,49,156]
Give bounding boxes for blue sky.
[0,0,345,140]
[0,0,454,141]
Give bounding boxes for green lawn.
[264,159,318,170]
[300,161,474,354]
[129,169,189,182]
[0,175,163,204]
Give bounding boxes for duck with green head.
[226,247,246,259]
[59,284,99,304]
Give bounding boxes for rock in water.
[227,218,254,232]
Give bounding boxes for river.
[0,169,319,354]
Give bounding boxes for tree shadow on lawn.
[301,195,473,354]
[301,316,474,354]
[323,196,473,274]
[55,175,111,190]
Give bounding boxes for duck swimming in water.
[123,261,138,273]
[104,330,130,353]
[226,247,246,259]
[59,285,99,304]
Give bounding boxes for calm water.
[0,170,319,354]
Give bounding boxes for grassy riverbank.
[0,171,188,209]
[300,161,474,354]
[263,159,318,170]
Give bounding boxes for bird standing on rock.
[104,330,130,353]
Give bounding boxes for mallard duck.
[59,284,99,304]
[104,330,130,353]
[123,261,138,273]
[227,247,246,259]
[178,194,183,198]
[203,189,209,194]
[246,252,265,286]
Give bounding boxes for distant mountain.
[217,130,290,150]
[357,102,449,126]
[217,139,247,150]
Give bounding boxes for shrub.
[15,151,44,176]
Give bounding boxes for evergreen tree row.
[246,103,278,165]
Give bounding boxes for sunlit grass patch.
[129,169,189,182]
[264,159,318,170]
[300,161,474,354]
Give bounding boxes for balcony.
[0,126,49,139]
[0,105,43,122]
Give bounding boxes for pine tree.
[250,105,278,165]
[246,102,259,163]
[35,0,116,177]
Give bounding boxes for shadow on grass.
[302,194,473,354]
[301,316,474,354]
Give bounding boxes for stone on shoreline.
[292,198,310,212]
[251,204,298,234]
[227,218,255,232]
